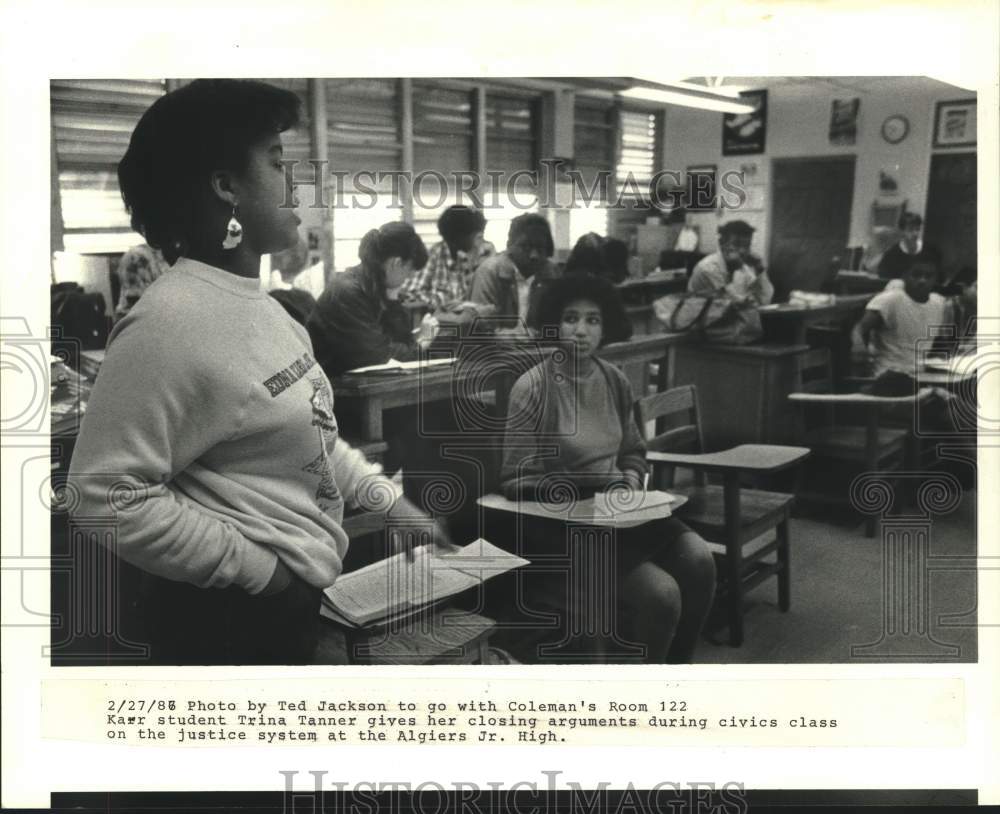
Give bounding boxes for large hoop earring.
[222,204,243,250]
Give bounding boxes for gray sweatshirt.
[68,259,385,594]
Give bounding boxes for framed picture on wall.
[933,99,977,148]
[722,90,767,156]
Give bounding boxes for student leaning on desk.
[687,220,774,306]
[307,222,427,377]
[67,80,450,666]
[500,274,716,663]
[853,251,961,432]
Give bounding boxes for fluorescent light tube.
[620,86,756,114]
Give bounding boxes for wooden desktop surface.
[331,332,690,444]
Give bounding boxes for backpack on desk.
[652,293,762,345]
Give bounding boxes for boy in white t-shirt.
[857,253,952,382]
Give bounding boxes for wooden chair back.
[795,347,835,393]
[635,384,706,488]
[794,348,836,432]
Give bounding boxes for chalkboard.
[924,152,977,279]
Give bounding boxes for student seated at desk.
[688,220,773,305]
[68,80,445,666]
[856,252,955,398]
[307,222,427,377]
[469,213,559,334]
[500,274,715,663]
[399,204,495,311]
[564,232,629,284]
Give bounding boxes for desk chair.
[787,348,933,537]
[636,385,809,647]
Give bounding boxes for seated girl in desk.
[68,80,444,665]
[500,274,716,663]
[307,222,428,377]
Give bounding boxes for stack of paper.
[321,538,528,628]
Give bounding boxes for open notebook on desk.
[321,538,528,628]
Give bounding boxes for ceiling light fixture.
[620,84,756,114]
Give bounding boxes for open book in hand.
[321,538,528,628]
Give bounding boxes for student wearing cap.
[688,220,773,306]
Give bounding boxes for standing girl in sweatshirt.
[68,80,445,665]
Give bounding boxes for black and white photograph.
[2,2,998,812]
[46,75,981,669]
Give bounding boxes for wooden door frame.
[767,154,857,273]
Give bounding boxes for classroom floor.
[695,487,978,664]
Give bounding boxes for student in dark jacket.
[308,222,428,378]
[469,213,558,333]
[878,212,941,281]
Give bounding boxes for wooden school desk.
[673,342,812,449]
[330,332,690,447]
[478,491,689,662]
[757,294,872,345]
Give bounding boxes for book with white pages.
[345,357,455,374]
[479,490,680,529]
[321,538,528,628]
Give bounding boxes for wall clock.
[881,114,910,144]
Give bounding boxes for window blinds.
[616,109,658,197]
[51,79,165,249]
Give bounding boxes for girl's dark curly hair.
[117,79,302,264]
[536,273,632,346]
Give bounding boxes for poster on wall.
[722,89,767,155]
[829,98,860,145]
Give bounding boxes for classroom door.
[923,152,977,279]
[769,156,856,300]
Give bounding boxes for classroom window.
[568,97,616,239]
[411,83,476,248]
[51,79,166,254]
[616,108,658,199]
[484,92,539,250]
[325,79,405,271]
[412,83,474,176]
